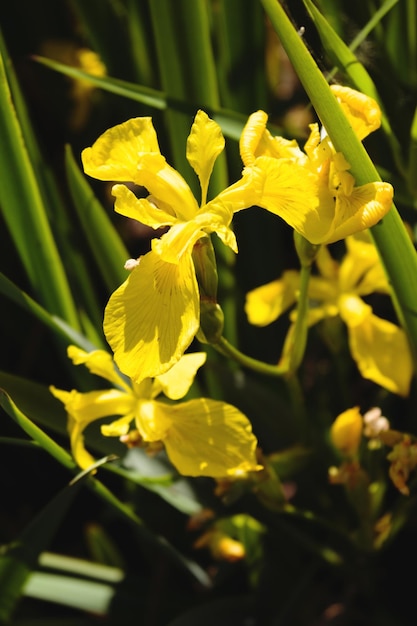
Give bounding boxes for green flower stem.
[213,248,312,380]
[214,335,287,377]
[260,0,417,368]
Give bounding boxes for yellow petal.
[216,168,263,213]
[161,399,262,477]
[339,295,413,396]
[50,386,133,469]
[152,204,236,264]
[68,417,96,470]
[135,400,172,441]
[245,271,299,326]
[240,110,305,166]
[66,346,129,390]
[82,117,160,182]
[134,153,199,221]
[103,249,200,384]
[324,181,393,244]
[315,245,339,281]
[101,414,134,437]
[240,110,268,166]
[186,110,225,204]
[330,85,381,140]
[339,236,389,295]
[151,219,206,264]
[330,407,363,457]
[112,184,178,227]
[253,156,321,234]
[155,352,207,400]
[50,386,133,423]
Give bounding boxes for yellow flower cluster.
[51,85,401,479]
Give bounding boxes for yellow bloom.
[82,110,321,383]
[50,346,261,478]
[330,407,363,457]
[239,86,393,244]
[245,234,413,396]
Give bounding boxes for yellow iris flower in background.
[82,110,317,383]
[239,85,393,244]
[50,346,261,478]
[245,234,413,396]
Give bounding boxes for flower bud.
[197,300,224,344]
[330,407,363,457]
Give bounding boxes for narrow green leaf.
[23,572,114,615]
[33,55,254,141]
[0,272,98,352]
[39,552,124,582]
[0,30,79,328]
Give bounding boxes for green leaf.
[0,388,211,587]
[23,572,115,616]
[0,29,79,328]
[0,272,99,352]
[33,55,261,142]
[0,480,83,623]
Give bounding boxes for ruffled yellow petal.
[252,156,320,231]
[240,110,268,166]
[330,85,381,140]
[103,249,200,384]
[240,110,306,166]
[160,399,262,477]
[66,346,129,390]
[154,352,207,400]
[239,111,306,166]
[112,184,178,227]
[324,181,393,244]
[81,117,160,182]
[186,110,225,204]
[339,295,413,396]
[330,407,363,457]
[245,271,299,326]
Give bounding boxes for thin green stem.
[213,250,313,379]
[213,335,287,377]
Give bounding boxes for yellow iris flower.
[239,85,393,244]
[82,110,317,383]
[50,346,261,478]
[245,234,413,396]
